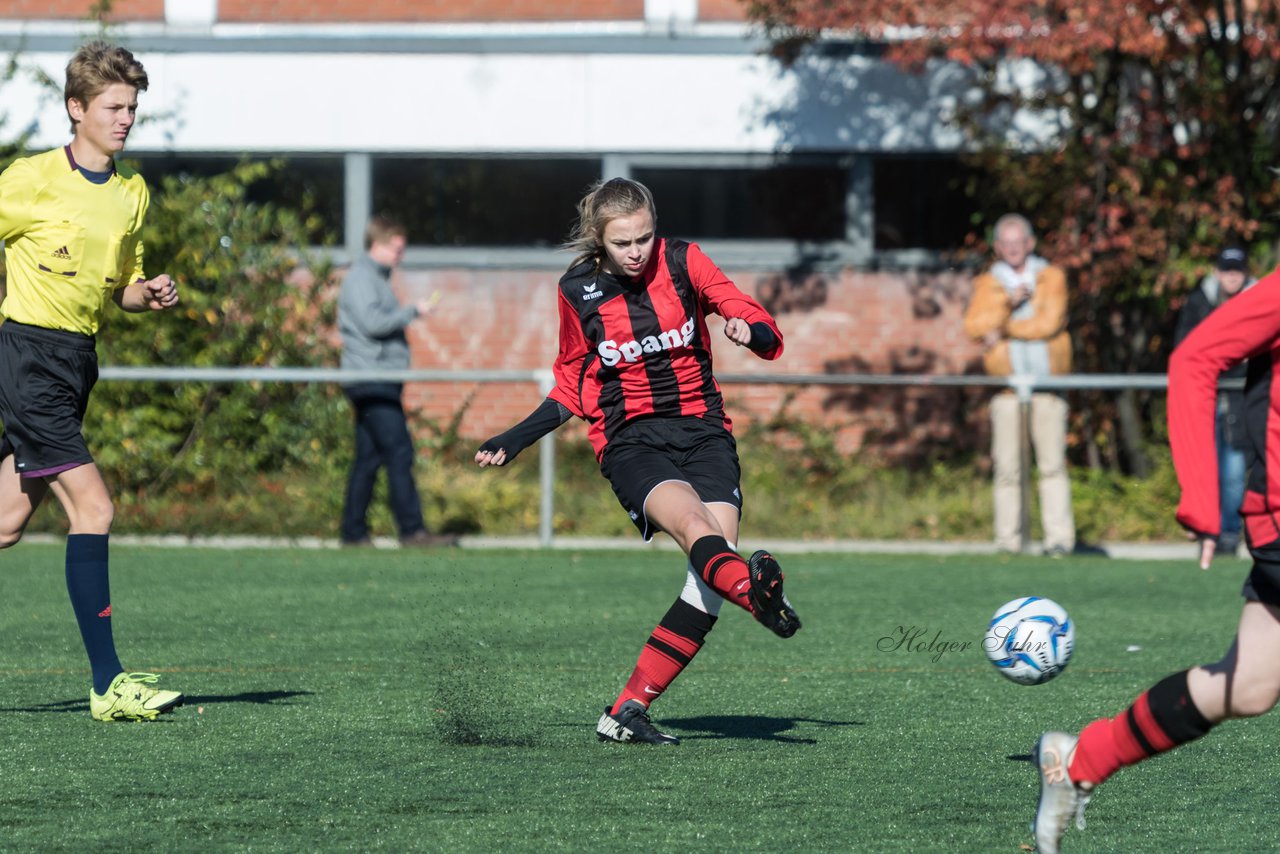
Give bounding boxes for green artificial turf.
[0,544,1271,852]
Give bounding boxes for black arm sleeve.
[478,397,574,465]
[747,321,779,354]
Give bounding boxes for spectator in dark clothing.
[338,214,454,548]
[1173,246,1255,554]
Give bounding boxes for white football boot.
[1033,731,1093,853]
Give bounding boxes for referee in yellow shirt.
[0,42,183,721]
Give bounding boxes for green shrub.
[86,160,341,496]
[22,412,1187,543]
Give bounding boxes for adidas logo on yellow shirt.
[51,245,71,260]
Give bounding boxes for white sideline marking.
[14,532,1210,560]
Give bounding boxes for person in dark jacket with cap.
[1173,246,1255,553]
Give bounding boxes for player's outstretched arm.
[475,398,573,468]
[113,274,180,313]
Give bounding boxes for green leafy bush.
[24,410,1187,543]
[86,160,343,500]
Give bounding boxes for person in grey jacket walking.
[338,214,453,547]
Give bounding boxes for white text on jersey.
[598,318,696,367]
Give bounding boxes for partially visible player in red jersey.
[475,177,800,745]
[1029,258,1280,852]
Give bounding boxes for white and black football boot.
[596,700,680,745]
[747,550,802,638]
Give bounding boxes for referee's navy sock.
[66,534,124,695]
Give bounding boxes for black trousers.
[340,383,425,541]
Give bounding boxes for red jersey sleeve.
[685,242,784,360]
[548,287,589,419]
[1169,268,1280,535]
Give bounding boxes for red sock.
[1069,670,1213,786]
[688,535,754,615]
[612,599,716,714]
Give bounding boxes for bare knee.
[70,498,115,534]
[1229,683,1280,719]
[667,509,721,550]
[88,499,115,533]
[0,510,32,548]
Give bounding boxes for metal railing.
[98,366,1180,548]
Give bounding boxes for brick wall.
[2,0,747,23]
[4,0,740,23]
[697,0,748,21]
[6,0,163,19]
[386,264,990,458]
[218,0,645,22]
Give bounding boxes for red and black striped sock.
[612,599,717,714]
[688,535,754,615]
[1069,670,1214,786]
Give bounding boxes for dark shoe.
[399,530,459,548]
[596,700,679,745]
[1217,532,1240,554]
[340,537,373,548]
[747,550,801,638]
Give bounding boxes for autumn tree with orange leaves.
[749,0,1280,472]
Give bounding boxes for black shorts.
[599,416,742,541]
[1242,536,1280,607]
[0,320,98,478]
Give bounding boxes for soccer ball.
[982,597,1074,685]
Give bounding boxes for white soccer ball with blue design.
[983,597,1074,685]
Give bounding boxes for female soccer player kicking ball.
[475,178,800,745]
[0,43,183,721]
[1031,257,1280,851]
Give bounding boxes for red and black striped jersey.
[1170,265,1280,545]
[547,238,783,460]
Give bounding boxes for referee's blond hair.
[64,42,149,134]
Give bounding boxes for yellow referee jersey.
[0,146,148,336]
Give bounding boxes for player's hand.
[1185,529,1217,570]
[475,445,508,468]
[143,274,179,310]
[1197,536,1217,571]
[723,317,752,347]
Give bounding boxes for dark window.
[372,158,601,246]
[128,154,343,244]
[873,156,978,251]
[631,165,847,240]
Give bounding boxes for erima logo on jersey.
[582,282,603,302]
[598,318,696,367]
[51,245,72,260]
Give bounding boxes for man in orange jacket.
[964,213,1075,555]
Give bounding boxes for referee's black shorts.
[0,320,98,478]
[599,415,743,541]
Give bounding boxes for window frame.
[129,150,975,271]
